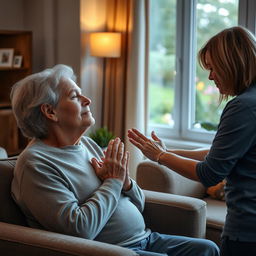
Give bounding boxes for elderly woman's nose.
[81,95,91,105]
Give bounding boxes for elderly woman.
[11,64,219,256]
[128,26,256,256]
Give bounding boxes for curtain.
[104,0,149,178]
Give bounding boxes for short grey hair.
[11,64,76,139]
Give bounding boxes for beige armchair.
[0,157,207,256]
[137,160,227,247]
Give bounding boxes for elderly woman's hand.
[91,138,129,185]
[127,128,166,162]
[122,151,131,191]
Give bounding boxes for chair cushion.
[204,197,227,230]
[0,158,27,226]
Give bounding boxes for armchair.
[137,160,227,247]
[0,157,206,256]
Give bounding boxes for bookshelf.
[0,30,32,155]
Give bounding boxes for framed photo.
[0,48,14,68]
[13,55,23,68]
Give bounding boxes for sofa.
[137,160,227,247]
[0,156,207,256]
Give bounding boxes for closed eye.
[71,93,81,99]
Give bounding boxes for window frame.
[147,0,256,145]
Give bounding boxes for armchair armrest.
[0,222,137,256]
[137,160,206,198]
[143,190,206,238]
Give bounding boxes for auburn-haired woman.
[128,26,256,256]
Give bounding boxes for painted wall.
[80,0,107,130]
[0,0,81,77]
[0,0,102,130]
[0,0,25,30]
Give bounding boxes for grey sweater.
[11,136,150,246]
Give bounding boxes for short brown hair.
[198,26,256,98]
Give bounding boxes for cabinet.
[0,30,32,155]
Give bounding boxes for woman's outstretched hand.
[127,128,165,162]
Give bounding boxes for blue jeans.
[127,232,220,256]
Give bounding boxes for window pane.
[194,0,238,131]
[148,0,176,127]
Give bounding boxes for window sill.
[164,138,211,150]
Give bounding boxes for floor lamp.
[89,32,121,126]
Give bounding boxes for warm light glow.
[89,32,121,58]
[80,0,106,31]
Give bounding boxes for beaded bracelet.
[156,151,166,164]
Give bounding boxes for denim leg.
[128,237,168,256]
[128,232,220,256]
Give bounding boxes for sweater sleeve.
[122,179,145,212]
[196,99,256,187]
[18,160,123,240]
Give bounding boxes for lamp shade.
[90,32,121,58]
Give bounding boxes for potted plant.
[88,127,115,148]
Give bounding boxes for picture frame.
[13,55,23,68]
[0,48,14,68]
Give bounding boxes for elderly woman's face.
[54,78,95,134]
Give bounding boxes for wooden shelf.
[0,103,11,108]
[0,30,32,155]
[0,67,29,71]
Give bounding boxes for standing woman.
[128,26,256,256]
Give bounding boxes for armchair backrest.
[0,157,27,226]
[137,160,206,199]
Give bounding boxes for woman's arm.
[127,128,200,181]
[167,148,209,161]
[158,151,200,181]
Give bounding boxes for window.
[148,0,256,145]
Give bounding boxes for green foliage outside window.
[148,0,238,131]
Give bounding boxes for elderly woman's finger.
[111,137,120,159]
[105,139,114,158]
[125,151,130,170]
[117,142,124,161]
[122,151,129,166]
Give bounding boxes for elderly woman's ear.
[40,103,58,122]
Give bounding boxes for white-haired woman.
[11,64,219,256]
[128,26,256,256]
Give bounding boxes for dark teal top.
[197,83,256,242]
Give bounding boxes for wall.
[80,0,107,130]
[23,0,80,78]
[0,0,102,130]
[0,0,25,30]
[0,0,81,78]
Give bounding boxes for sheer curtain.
[104,0,149,178]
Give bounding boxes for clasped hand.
[91,137,131,190]
[127,128,166,162]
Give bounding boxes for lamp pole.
[89,32,122,127]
